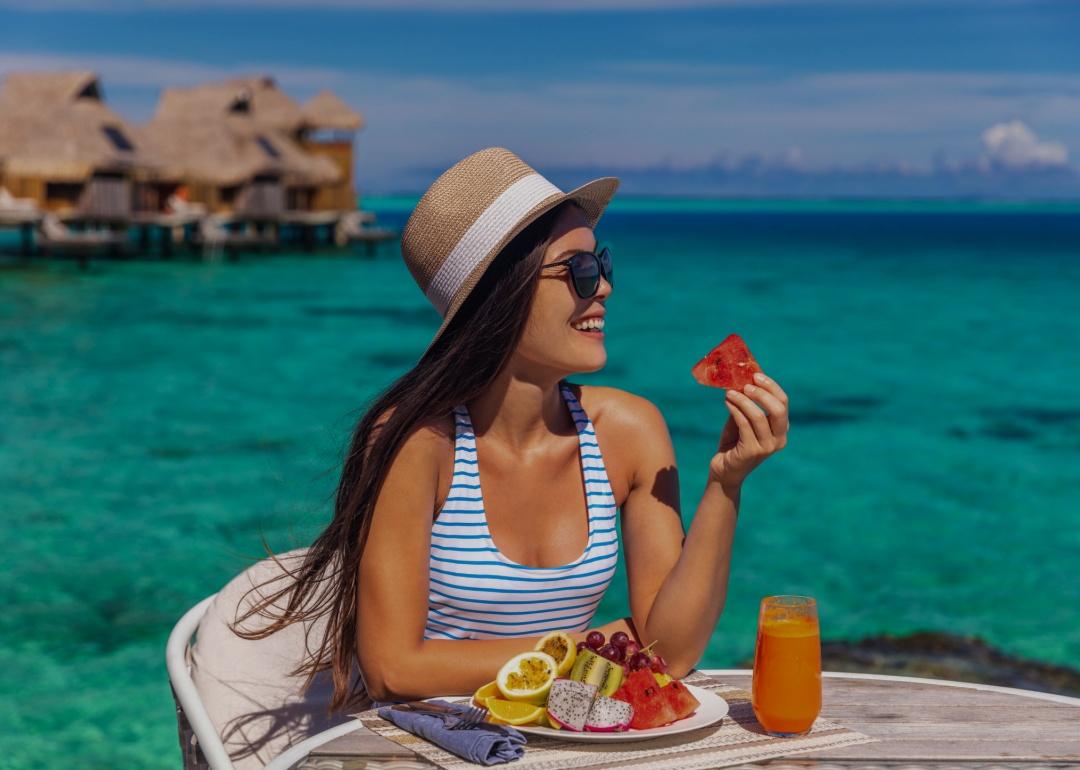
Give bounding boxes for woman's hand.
[709,371,789,489]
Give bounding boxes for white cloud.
[3,48,1077,191]
[980,120,1068,170]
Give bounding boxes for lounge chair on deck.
[167,548,361,770]
[195,217,275,257]
[165,194,209,218]
[335,210,397,249]
[38,213,126,257]
[0,186,39,214]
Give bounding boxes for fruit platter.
[463,630,729,742]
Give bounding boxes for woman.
[236,147,789,710]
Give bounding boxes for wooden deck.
[263,669,1080,770]
[0,207,397,259]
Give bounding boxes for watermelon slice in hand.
[691,333,763,389]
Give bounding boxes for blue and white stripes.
[425,384,620,640]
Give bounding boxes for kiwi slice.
[569,649,625,696]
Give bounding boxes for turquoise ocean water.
[2,198,1079,767]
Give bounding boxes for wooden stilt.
[20,222,34,256]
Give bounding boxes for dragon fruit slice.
[545,678,597,731]
[584,694,634,732]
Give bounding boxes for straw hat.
[402,147,619,348]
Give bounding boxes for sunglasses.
[541,246,613,299]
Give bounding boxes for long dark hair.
[229,200,584,712]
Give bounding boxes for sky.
[1,0,1078,197]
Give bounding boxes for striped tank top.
[424,383,620,640]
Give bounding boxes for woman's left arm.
[617,372,789,677]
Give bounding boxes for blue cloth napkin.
[377,699,527,765]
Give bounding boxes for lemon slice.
[495,651,558,703]
[534,630,577,677]
[472,680,500,708]
[484,696,545,725]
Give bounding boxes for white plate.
[450,683,728,743]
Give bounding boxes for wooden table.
[263,669,1080,770]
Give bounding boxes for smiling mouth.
[571,317,605,334]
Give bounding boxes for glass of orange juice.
[751,595,821,736]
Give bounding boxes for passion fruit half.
[495,651,558,704]
[534,630,577,677]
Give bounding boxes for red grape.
[610,631,630,650]
[623,641,641,659]
[576,640,588,653]
[650,654,669,674]
[598,644,621,662]
[585,631,605,651]
[628,652,651,671]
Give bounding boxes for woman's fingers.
[741,380,789,438]
[726,390,772,445]
[752,372,788,406]
[724,398,761,451]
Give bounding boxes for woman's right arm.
[356,424,626,701]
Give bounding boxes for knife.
[390,700,462,715]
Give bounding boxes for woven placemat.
[354,670,875,769]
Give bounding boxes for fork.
[447,704,489,730]
[391,701,490,730]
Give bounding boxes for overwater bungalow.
[141,77,364,221]
[298,90,364,211]
[0,71,389,257]
[0,71,168,223]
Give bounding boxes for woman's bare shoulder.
[371,408,456,467]
[570,384,670,436]
[368,411,457,516]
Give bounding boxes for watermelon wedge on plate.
[691,333,762,389]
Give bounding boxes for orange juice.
[751,598,821,735]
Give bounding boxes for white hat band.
[424,172,562,316]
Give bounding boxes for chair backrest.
[166,194,189,214]
[40,213,70,240]
[167,194,209,216]
[184,548,356,770]
[199,216,224,239]
[168,595,230,770]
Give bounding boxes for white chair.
[0,185,38,212]
[166,549,358,770]
[165,194,209,217]
[168,594,231,770]
[334,210,396,249]
[196,216,274,258]
[37,213,127,255]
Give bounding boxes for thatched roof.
[303,90,364,132]
[0,71,164,181]
[0,71,101,108]
[0,72,356,187]
[134,120,272,187]
[145,76,343,187]
[154,76,305,132]
[138,117,339,187]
